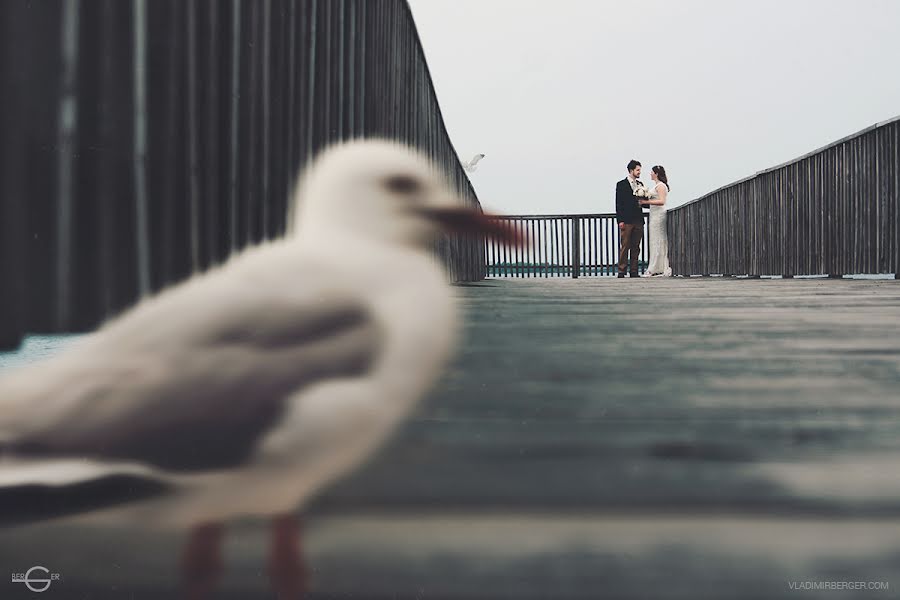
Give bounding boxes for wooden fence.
[667,116,900,278]
[0,0,483,350]
[485,213,650,278]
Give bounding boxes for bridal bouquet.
[633,182,650,199]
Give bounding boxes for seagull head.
[291,139,517,250]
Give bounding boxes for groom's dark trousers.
[616,177,643,275]
[618,221,643,275]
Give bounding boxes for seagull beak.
[418,206,523,246]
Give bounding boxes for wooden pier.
[2,3,899,598]
[4,276,900,598]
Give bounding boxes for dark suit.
[616,178,644,275]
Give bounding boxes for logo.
[11,566,60,593]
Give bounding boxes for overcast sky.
[407,0,900,215]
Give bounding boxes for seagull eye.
[383,175,421,195]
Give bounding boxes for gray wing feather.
[6,299,381,472]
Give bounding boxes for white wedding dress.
[644,182,672,277]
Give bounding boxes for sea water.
[0,335,85,372]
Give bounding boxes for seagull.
[461,153,485,173]
[0,139,517,599]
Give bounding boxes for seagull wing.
[0,253,382,475]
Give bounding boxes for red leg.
[181,521,224,600]
[268,513,309,599]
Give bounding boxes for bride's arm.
[642,184,667,206]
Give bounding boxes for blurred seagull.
[461,153,485,173]
[0,139,517,599]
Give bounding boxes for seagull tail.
[0,458,172,528]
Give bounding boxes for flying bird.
[0,139,517,599]
[462,153,485,172]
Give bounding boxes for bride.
[639,165,673,277]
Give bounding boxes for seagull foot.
[268,513,309,599]
[181,521,224,600]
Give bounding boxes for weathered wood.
[4,278,900,598]
[668,117,900,278]
[0,0,31,349]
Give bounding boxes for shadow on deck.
[3,278,900,599]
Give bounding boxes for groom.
[615,159,645,278]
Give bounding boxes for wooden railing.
[484,213,650,278]
[667,116,900,278]
[0,0,483,349]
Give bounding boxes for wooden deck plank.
[316,278,900,514]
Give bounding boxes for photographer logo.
[11,566,61,593]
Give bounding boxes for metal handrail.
[484,213,650,279]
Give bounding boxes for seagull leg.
[181,521,224,600]
[268,513,309,599]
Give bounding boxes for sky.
[407,0,900,215]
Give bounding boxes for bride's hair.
[652,165,670,191]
